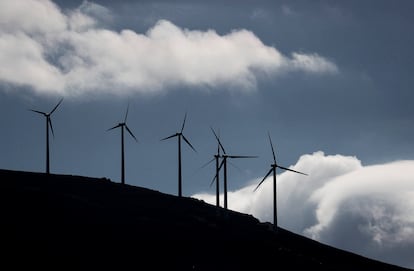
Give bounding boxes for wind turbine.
[107,105,138,185]
[161,113,196,197]
[30,98,63,174]
[211,128,222,208]
[254,132,307,230]
[200,127,222,207]
[211,128,257,210]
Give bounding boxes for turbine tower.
[30,98,63,174]
[108,105,138,185]
[161,113,196,197]
[254,132,307,230]
[211,128,257,210]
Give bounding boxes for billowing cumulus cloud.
[193,151,414,269]
[0,0,338,97]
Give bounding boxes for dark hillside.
[1,169,411,270]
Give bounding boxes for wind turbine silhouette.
[211,128,222,207]
[211,128,257,210]
[30,98,63,174]
[254,132,307,230]
[200,127,222,207]
[107,105,138,185]
[161,113,196,197]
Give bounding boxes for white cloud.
[290,52,338,74]
[193,151,414,269]
[0,32,65,92]
[0,0,65,34]
[0,0,338,97]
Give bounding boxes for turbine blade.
[200,158,216,169]
[107,123,121,131]
[48,117,55,138]
[50,98,63,115]
[254,168,273,192]
[125,124,138,142]
[182,134,196,152]
[218,158,225,171]
[268,132,276,164]
[124,104,130,123]
[29,109,46,116]
[192,158,215,177]
[210,159,225,187]
[209,174,218,188]
[161,133,177,141]
[228,160,242,172]
[181,112,187,133]
[210,127,226,154]
[228,155,258,159]
[277,165,308,176]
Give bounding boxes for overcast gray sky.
[1,0,414,268]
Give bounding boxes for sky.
[1,0,414,268]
